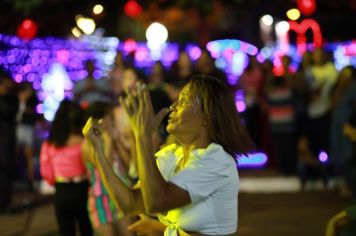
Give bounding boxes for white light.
[146,22,168,48]
[260,15,274,26]
[275,21,290,34]
[93,4,104,15]
[71,27,81,38]
[76,16,96,35]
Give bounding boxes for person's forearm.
[135,129,169,213]
[95,147,144,215]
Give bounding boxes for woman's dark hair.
[85,101,114,120]
[48,99,85,147]
[188,75,254,159]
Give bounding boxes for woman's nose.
[169,101,177,111]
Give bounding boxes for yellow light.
[71,27,81,38]
[93,4,104,15]
[76,16,96,35]
[286,8,301,21]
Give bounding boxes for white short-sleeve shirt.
[156,143,239,235]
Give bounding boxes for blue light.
[238,152,268,168]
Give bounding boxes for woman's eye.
[178,99,187,106]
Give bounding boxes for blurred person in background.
[83,102,133,236]
[109,52,125,98]
[305,48,338,156]
[238,55,265,149]
[195,48,228,84]
[264,73,297,175]
[74,60,113,108]
[343,103,356,198]
[15,81,39,192]
[329,66,356,195]
[40,99,93,236]
[0,70,18,212]
[148,61,168,89]
[167,51,195,88]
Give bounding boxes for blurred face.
[167,84,205,140]
[122,69,138,93]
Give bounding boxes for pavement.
[0,169,352,236]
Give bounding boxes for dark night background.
[0,0,355,47]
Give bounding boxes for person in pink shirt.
[40,99,93,236]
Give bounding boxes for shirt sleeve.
[40,141,55,186]
[169,151,234,204]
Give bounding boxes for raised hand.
[82,117,105,158]
[119,82,169,137]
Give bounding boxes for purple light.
[318,151,328,163]
[56,49,70,64]
[14,74,23,83]
[186,45,201,61]
[36,104,43,113]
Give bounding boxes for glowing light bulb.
[93,4,104,15]
[287,8,301,21]
[260,15,274,26]
[146,22,168,48]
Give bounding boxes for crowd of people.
[0,46,355,235]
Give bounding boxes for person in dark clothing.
[343,105,356,198]
[15,82,39,191]
[0,71,19,211]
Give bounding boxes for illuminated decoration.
[235,90,246,113]
[318,151,328,163]
[259,15,274,45]
[286,8,301,21]
[330,41,356,70]
[17,19,38,40]
[238,152,268,168]
[206,39,258,85]
[288,19,323,54]
[297,0,316,16]
[146,22,168,49]
[76,15,96,35]
[260,15,273,26]
[123,38,137,53]
[93,4,104,15]
[41,63,74,121]
[124,0,142,18]
[71,27,81,38]
[185,44,201,61]
[275,21,290,53]
[81,35,119,76]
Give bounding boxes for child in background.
[83,101,133,236]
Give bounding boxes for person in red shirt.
[40,99,93,236]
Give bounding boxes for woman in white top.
[83,75,252,235]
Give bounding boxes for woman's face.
[167,84,205,139]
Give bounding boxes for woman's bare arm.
[83,117,145,215]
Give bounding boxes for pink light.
[236,100,246,112]
[14,74,23,83]
[343,42,356,56]
[135,47,148,62]
[318,151,328,163]
[256,53,265,63]
[36,104,44,114]
[124,39,137,53]
[56,49,70,64]
[187,46,202,61]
